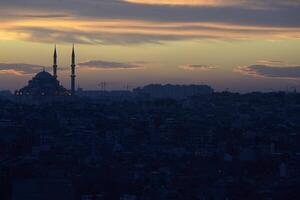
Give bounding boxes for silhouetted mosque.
[15,45,77,96]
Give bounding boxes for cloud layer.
[236,62,300,79]
[0,0,300,44]
[123,0,240,7]
[179,64,216,71]
[78,60,145,70]
[0,63,45,76]
[0,60,144,77]
[123,0,300,8]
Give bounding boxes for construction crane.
[124,84,131,91]
[98,81,120,91]
[98,82,107,91]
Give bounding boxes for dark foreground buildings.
[0,88,300,199]
[1,49,300,199]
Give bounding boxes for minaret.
[53,44,58,78]
[71,44,76,95]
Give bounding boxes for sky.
[0,0,300,92]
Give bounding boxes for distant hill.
[133,84,214,99]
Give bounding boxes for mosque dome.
[16,70,69,96]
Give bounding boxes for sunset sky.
[0,0,300,92]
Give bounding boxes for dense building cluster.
[0,89,299,199]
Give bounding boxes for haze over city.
[0,0,300,92]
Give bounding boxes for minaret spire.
[72,44,75,65]
[71,44,76,95]
[53,44,58,78]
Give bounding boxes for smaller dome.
[34,71,53,80]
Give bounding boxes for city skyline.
[1,1,300,199]
[0,0,300,92]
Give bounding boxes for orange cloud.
[123,0,300,9]
[179,64,217,71]
[0,63,45,76]
[123,0,242,7]
[0,69,27,76]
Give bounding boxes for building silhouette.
[15,45,76,96]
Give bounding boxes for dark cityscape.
[0,48,300,199]
[1,0,300,199]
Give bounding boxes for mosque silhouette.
[15,45,77,96]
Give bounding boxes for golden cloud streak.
[1,18,300,43]
[0,69,27,76]
[179,64,217,71]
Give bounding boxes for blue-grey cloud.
[78,60,145,70]
[1,0,299,26]
[0,0,300,44]
[236,64,300,79]
[0,63,46,76]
